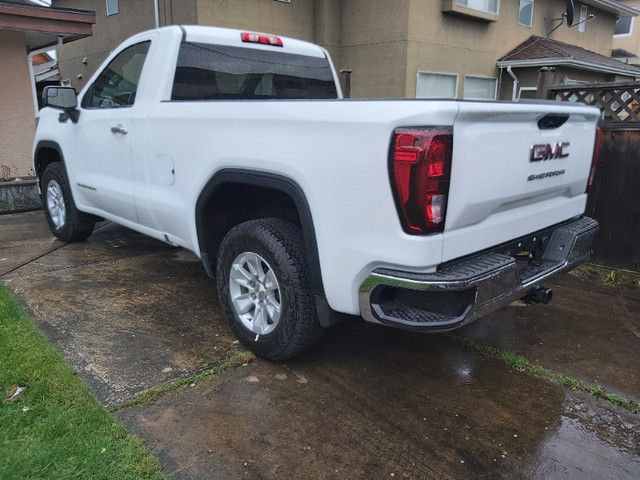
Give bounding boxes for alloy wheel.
[46,179,66,229]
[229,252,282,335]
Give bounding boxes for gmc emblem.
[530,142,570,162]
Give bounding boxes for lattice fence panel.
[548,82,640,128]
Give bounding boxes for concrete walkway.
[1,211,639,479]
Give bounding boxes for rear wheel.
[216,218,324,361]
[41,162,95,242]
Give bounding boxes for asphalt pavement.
[1,211,639,479]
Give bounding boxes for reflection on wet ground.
[118,322,640,479]
[2,212,639,479]
[526,393,640,479]
[460,274,640,403]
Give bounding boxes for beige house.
[0,0,94,178]
[53,0,640,102]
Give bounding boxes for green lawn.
[0,284,165,479]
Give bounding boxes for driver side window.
[82,41,150,109]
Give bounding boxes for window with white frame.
[463,76,497,100]
[106,0,119,16]
[455,0,499,15]
[615,16,633,37]
[518,0,534,27]
[416,72,458,99]
[578,5,588,33]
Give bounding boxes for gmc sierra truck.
[33,26,601,360]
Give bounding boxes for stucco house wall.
[53,0,634,101]
[406,0,618,100]
[0,30,36,178]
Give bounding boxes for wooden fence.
[548,82,640,270]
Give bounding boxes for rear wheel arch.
[216,218,325,361]
[195,170,324,298]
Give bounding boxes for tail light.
[390,128,453,234]
[587,127,601,192]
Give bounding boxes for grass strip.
[448,334,640,415]
[570,263,640,288]
[114,351,256,411]
[0,284,166,480]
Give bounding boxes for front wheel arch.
[41,162,95,242]
[34,140,66,181]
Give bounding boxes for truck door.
[70,41,151,223]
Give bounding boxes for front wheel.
[216,218,324,361]
[41,162,95,242]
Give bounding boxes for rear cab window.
[171,42,338,101]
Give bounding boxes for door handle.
[110,124,128,134]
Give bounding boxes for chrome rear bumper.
[358,216,599,332]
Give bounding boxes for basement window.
[416,72,458,99]
[106,0,119,16]
[463,76,497,100]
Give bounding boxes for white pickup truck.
[34,25,600,360]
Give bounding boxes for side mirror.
[43,86,77,109]
[42,86,80,123]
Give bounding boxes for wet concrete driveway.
[2,211,639,479]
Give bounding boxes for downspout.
[154,0,160,28]
[506,65,519,101]
[28,36,63,117]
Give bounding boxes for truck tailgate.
[442,101,600,262]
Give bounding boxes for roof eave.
[0,3,95,50]
[581,0,640,16]
[497,58,640,77]
[27,33,86,51]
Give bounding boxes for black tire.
[216,218,324,361]
[41,162,95,242]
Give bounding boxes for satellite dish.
[565,0,574,26]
